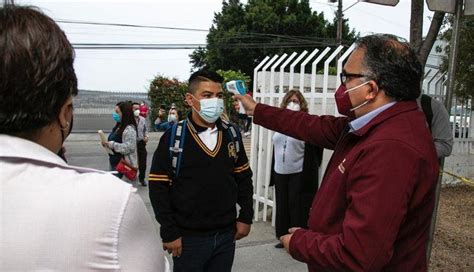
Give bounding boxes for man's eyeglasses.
[340,71,369,84]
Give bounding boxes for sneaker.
[274,242,284,249]
[244,132,251,137]
[139,180,147,187]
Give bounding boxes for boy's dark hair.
[356,34,422,101]
[0,4,78,134]
[188,70,224,94]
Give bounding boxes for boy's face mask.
[191,95,224,124]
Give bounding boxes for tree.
[409,0,445,67]
[189,47,208,72]
[148,75,188,124]
[217,69,251,123]
[190,0,357,81]
[438,15,474,101]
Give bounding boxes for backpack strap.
[421,94,433,131]
[168,120,187,179]
[221,119,241,156]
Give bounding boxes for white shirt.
[198,125,219,150]
[0,135,168,271]
[272,132,305,174]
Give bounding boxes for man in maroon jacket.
[235,34,439,271]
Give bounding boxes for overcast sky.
[16,0,435,92]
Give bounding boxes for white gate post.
[253,56,270,99]
[426,70,440,95]
[322,46,344,114]
[261,54,289,223]
[434,72,446,100]
[309,47,331,113]
[250,56,270,208]
[270,54,289,97]
[299,49,319,93]
[254,55,279,221]
[279,52,298,96]
[336,44,356,89]
[289,51,308,90]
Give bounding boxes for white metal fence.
[250,45,356,224]
[250,44,473,224]
[423,69,472,150]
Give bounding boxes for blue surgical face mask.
[191,95,224,123]
[112,112,121,122]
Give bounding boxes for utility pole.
[444,0,463,112]
[337,0,343,47]
[336,0,343,59]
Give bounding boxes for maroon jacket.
[254,101,438,271]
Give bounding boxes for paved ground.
[64,132,307,272]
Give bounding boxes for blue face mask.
[112,112,121,122]
[192,95,224,124]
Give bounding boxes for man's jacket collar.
[352,100,419,137]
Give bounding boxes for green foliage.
[190,0,358,82]
[217,69,251,123]
[317,66,337,75]
[217,69,251,85]
[189,47,207,71]
[438,15,474,101]
[148,75,188,123]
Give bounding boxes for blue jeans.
[173,229,235,272]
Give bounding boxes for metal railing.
[250,45,355,224]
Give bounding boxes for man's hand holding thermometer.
[229,80,258,116]
[225,80,248,114]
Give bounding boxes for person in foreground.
[235,34,439,271]
[149,70,254,272]
[0,4,167,271]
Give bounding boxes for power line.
[57,19,336,43]
[73,45,205,50]
[60,19,340,50]
[56,19,209,32]
[71,40,338,50]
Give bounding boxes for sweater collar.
[187,111,223,133]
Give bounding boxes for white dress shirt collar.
[0,134,106,174]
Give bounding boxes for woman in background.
[107,102,123,176]
[104,101,138,183]
[271,90,324,248]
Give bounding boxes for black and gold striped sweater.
[149,116,254,243]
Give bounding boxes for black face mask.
[57,116,74,162]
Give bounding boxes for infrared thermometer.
[225,80,247,114]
